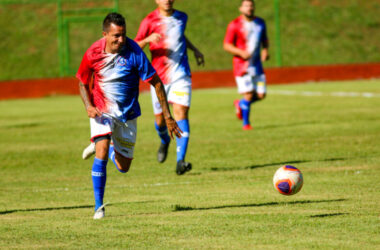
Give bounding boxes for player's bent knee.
[155,114,165,126]
[115,152,132,172]
[257,93,266,100]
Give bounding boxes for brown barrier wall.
[1,63,379,100]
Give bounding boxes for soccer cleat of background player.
[223,0,269,130]
[135,0,204,175]
[77,13,182,219]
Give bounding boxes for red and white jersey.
[76,37,156,122]
[135,9,191,84]
[224,16,268,77]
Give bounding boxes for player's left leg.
[240,91,254,130]
[110,118,137,173]
[172,103,191,175]
[251,74,267,103]
[168,76,192,175]
[235,74,255,130]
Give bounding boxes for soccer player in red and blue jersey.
[77,13,181,219]
[224,0,269,130]
[135,0,204,175]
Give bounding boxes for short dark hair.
[103,12,126,32]
[241,0,254,4]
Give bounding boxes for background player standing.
[135,0,204,175]
[223,0,269,130]
[77,13,181,219]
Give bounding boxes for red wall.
[1,63,379,100]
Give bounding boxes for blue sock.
[155,122,171,145]
[109,144,126,173]
[91,158,107,211]
[176,119,190,162]
[240,99,251,126]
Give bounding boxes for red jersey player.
[224,0,269,130]
[135,0,204,175]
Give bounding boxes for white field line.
[194,88,380,98]
[269,90,380,98]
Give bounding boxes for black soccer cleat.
[176,160,192,175]
[157,142,170,163]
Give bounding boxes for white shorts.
[90,115,137,159]
[235,74,266,94]
[150,76,192,115]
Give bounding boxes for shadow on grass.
[0,200,157,215]
[210,157,348,172]
[0,204,95,215]
[310,213,348,218]
[172,198,347,212]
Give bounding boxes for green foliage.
[0,80,380,248]
[1,0,380,80]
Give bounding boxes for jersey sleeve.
[134,45,156,82]
[260,20,269,45]
[76,51,93,85]
[224,21,236,45]
[135,17,150,42]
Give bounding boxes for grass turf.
[0,80,379,248]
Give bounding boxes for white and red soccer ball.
[273,165,303,195]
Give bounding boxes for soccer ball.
[273,165,303,195]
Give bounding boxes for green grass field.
[1,80,380,249]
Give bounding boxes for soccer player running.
[223,0,269,130]
[77,13,181,219]
[135,0,204,175]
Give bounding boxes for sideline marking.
[194,88,380,98]
[270,90,380,98]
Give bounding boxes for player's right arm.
[79,81,101,118]
[136,33,162,49]
[77,50,101,118]
[223,43,251,60]
[223,21,251,60]
[135,16,161,49]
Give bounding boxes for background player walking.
[223,0,269,130]
[135,0,204,175]
[77,13,181,219]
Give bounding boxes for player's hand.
[86,106,102,118]
[194,49,205,66]
[261,50,270,62]
[146,33,162,44]
[165,117,183,139]
[240,51,251,60]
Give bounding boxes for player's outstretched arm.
[79,81,101,118]
[185,36,204,66]
[149,75,182,139]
